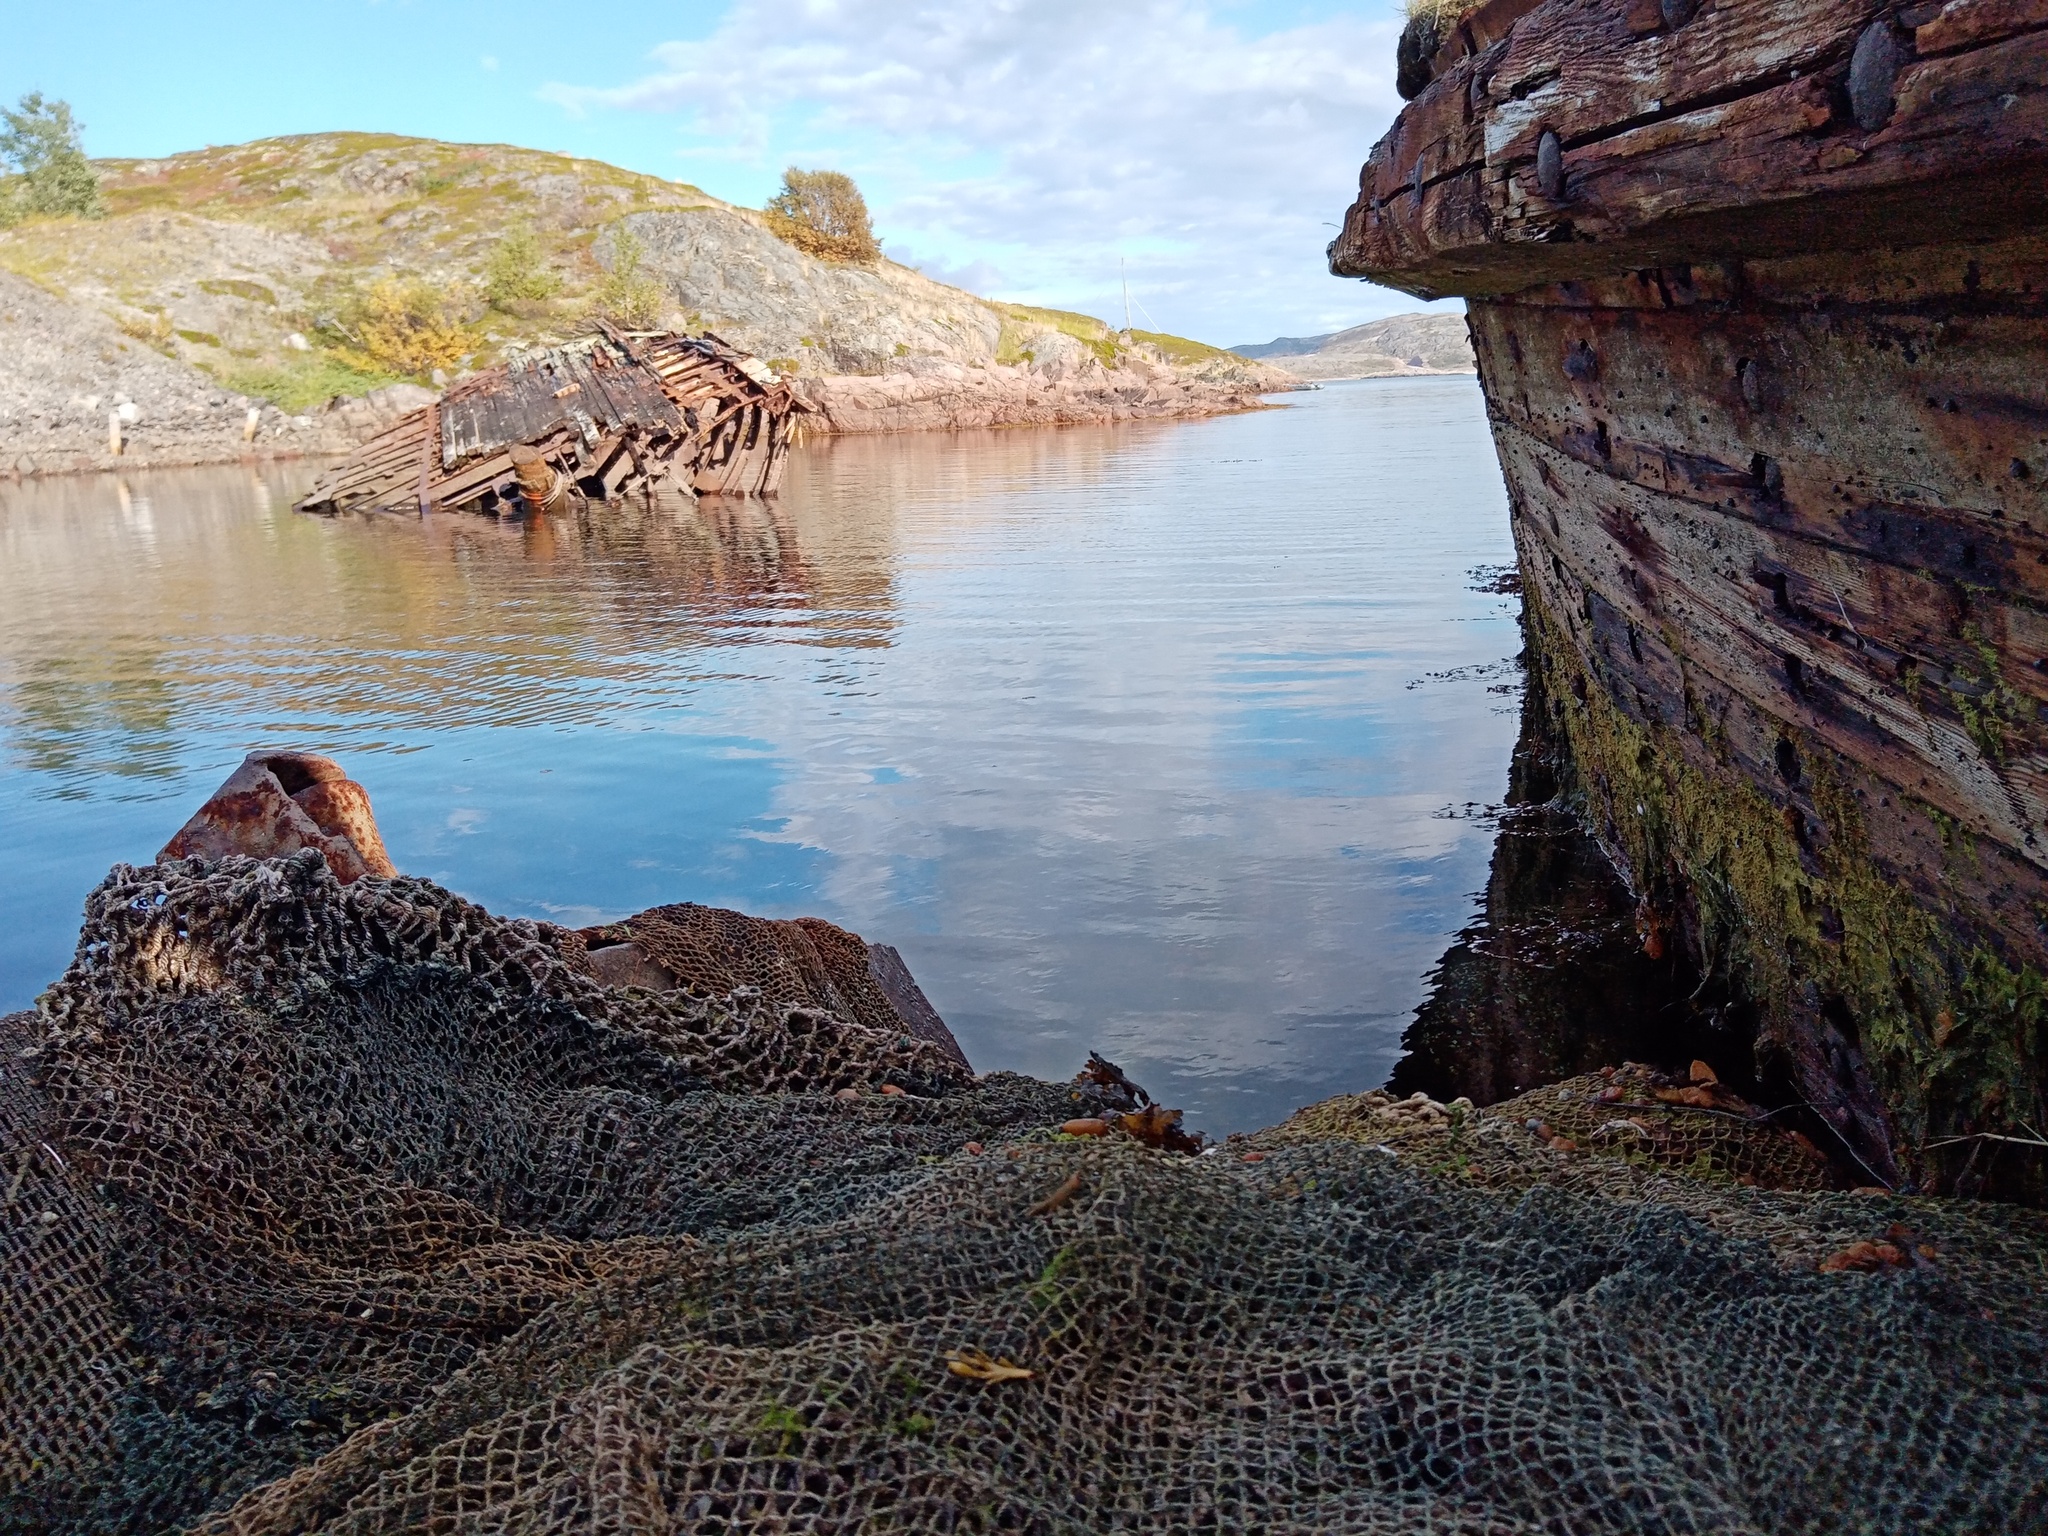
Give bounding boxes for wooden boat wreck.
[297,327,805,516]
[1336,0,2048,1196]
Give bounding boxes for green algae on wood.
[1521,573,2048,1198]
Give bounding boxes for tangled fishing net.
[4,853,2046,1534]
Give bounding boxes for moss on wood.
[1522,575,2048,1196]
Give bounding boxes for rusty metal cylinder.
[507,445,568,513]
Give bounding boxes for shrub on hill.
[220,353,402,412]
[763,168,880,265]
[483,225,559,311]
[592,227,666,329]
[0,93,103,225]
[328,277,475,377]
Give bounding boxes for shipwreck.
[296,326,805,517]
[1337,0,2048,1196]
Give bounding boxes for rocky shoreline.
[789,352,1288,435]
[2,262,1294,483]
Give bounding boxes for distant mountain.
[1230,312,1473,379]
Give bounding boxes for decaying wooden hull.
[297,328,804,517]
[1336,0,2048,1194]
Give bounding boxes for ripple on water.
[0,377,1517,1132]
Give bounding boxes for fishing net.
[5,853,2046,1535]
[573,904,960,1061]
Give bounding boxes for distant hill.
[1231,313,1473,380]
[0,133,1294,414]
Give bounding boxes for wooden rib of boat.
[1335,0,2048,1196]
[297,327,806,517]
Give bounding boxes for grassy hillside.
[0,133,1272,410]
[0,134,733,407]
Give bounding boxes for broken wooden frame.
[296,325,807,517]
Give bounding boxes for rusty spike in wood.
[1535,130,1565,201]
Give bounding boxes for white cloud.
[544,0,1443,347]
[884,244,1010,298]
[480,54,500,73]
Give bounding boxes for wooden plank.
[1479,0,1888,170]
[1914,0,2048,56]
[1335,0,2048,296]
[1500,421,2048,863]
[1513,511,2048,969]
[1466,291,2048,561]
[1553,31,2048,235]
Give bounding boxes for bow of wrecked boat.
[1338,0,2048,1198]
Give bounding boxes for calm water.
[0,377,1518,1131]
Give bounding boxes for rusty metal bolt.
[1536,130,1565,200]
[1738,358,1764,411]
[1849,21,1903,132]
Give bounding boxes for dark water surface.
[0,377,1518,1131]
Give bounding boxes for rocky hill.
[0,134,1298,474]
[1231,312,1474,380]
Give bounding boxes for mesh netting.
[5,852,2047,1535]
[574,905,912,1038]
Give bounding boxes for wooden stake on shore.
[243,407,261,443]
[107,411,122,456]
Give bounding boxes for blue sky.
[3,0,1448,346]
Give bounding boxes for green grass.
[995,302,1122,367]
[199,278,277,306]
[1130,329,1232,365]
[994,304,1230,371]
[211,350,402,411]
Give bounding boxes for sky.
[1,0,1453,348]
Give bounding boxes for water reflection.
[0,380,1520,1131]
[1389,677,1729,1107]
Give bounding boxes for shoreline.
[2,376,1312,483]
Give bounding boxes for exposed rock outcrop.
[0,269,430,475]
[607,208,1303,430]
[604,209,1005,376]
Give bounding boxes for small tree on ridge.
[0,92,103,224]
[763,168,880,265]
